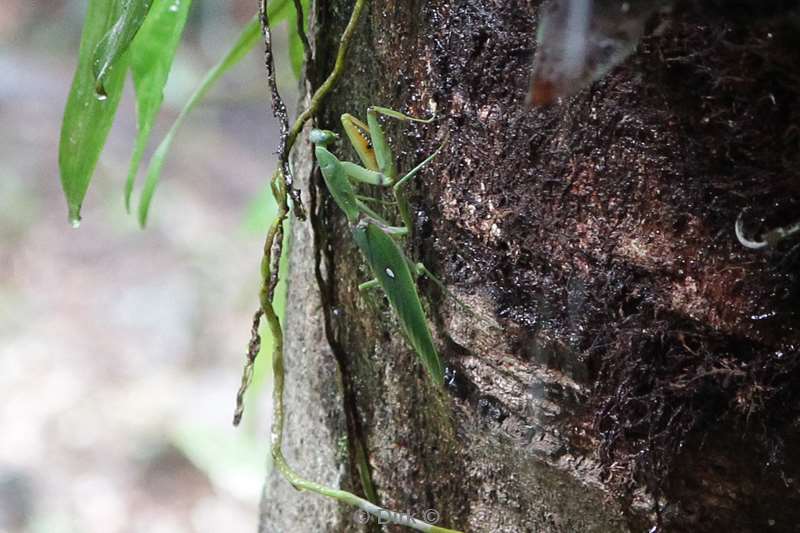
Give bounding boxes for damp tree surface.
[262,1,800,532]
[54,0,800,531]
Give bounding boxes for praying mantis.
[310,106,447,384]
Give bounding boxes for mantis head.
[310,129,339,147]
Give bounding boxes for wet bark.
[260,1,800,532]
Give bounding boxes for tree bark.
[260,1,800,532]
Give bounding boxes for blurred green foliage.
[58,0,307,227]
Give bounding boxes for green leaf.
[59,0,130,226]
[269,0,295,24]
[137,0,293,227]
[93,0,154,98]
[287,24,304,79]
[125,0,192,211]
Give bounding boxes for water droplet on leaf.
[95,85,108,101]
[68,207,82,228]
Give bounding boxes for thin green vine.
[233,1,463,531]
[233,0,366,430]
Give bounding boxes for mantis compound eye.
[310,129,339,146]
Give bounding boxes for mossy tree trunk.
[259,2,800,532]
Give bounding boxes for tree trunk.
[260,1,800,532]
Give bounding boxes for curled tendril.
[735,208,800,250]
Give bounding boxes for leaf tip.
[137,203,150,229]
[68,205,82,228]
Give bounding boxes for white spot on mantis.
[384,268,395,279]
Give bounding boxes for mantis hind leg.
[359,278,381,292]
[366,106,437,182]
[392,134,448,232]
[368,106,436,124]
[411,262,466,310]
[412,261,494,326]
[392,137,446,192]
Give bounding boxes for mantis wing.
[352,222,444,384]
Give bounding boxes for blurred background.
[0,2,297,532]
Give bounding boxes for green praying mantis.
[310,106,448,385]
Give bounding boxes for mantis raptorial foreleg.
[343,106,435,176]
[340,107,440,232]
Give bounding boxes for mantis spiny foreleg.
[341,106,437,232]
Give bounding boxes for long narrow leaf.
[287,20,304,79]
[137,0,292,227]
[93,0,154,97]
[125,0,192,211]
[59,0,129,226]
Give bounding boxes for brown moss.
[304,1,800,531]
